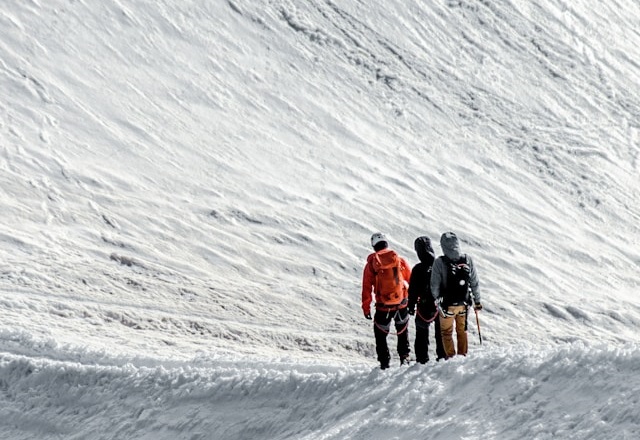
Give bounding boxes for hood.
[440,231,461,261]
[414,236,435,264]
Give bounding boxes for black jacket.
[408,237,438,321]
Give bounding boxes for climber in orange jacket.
[361,232,412,369]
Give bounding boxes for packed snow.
[1,0,639,439]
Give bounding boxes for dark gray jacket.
[430,232,480,305]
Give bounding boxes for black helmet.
[414,236,435,263]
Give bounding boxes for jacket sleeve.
[467,255,481,304]
[401,258,412,287]
[361,258,375,315]
[408,264,420,310]
[430,257,445,302]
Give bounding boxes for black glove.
[408,307,415,316]
[364,313,372,320]
[474,303,483,311]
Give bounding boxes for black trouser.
[414,311,446,363]
[373,308,410,367]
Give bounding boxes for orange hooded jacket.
[361,249,411,315]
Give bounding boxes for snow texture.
[1,0,639,439]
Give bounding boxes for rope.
[375,319,409,336]
[373,309,410,335]
[416,308,438,324]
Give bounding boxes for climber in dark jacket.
[431,231,482,358]
[408,236,446,363]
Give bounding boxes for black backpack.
[441,255,471,307]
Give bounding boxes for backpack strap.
[443,254,467,265]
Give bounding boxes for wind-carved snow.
[1,0,639,439]
[1,344,638,439]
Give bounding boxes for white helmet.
[370,232,387,247]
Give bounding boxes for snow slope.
[1,0,639,438]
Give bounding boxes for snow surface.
[1,0,640,438]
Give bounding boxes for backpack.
[372,249,405,305]
[441,255,471,307]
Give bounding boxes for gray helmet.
[440,231,461,260]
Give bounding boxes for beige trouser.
[439,305,468,358]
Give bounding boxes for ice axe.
[474,307,483,345]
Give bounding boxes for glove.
[408,307,415,316]
[364,313,372,320]
[474,303,483,311]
